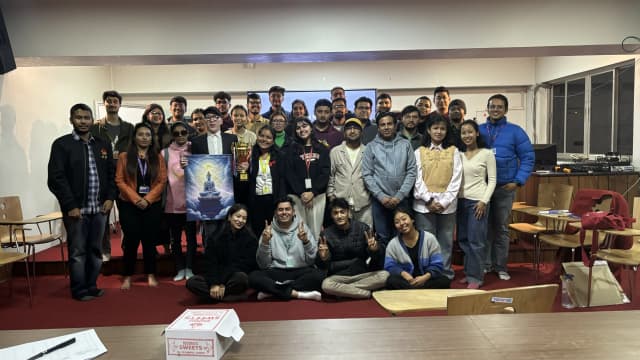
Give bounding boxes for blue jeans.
[415,211,456,280]
[63,213,106,298]
[486,186,515,272]
[371,197,409,249]
[457,199,489,284]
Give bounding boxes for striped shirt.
[72,131,101,215]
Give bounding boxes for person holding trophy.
[228,105,254,206]
[248,125,287,236]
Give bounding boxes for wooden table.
[373,289,483,314]
[2,312,640,359]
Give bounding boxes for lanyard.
[486,123,504,148]
[137,157,148,178]
[304,145,314,178]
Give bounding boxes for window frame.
[548,60,634,157]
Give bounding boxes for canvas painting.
[185,154,235,221]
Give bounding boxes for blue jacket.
[479,117,534,186]
[384,231,443,278]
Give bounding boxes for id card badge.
[305,178,312,189]
[138,185,150,194]
[286,255,295,267]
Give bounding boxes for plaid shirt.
[72,130,101,215]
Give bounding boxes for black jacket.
[47,134,117,212]
[89,118,134,157]
[316,221,385,275]
[248,146,287,203]
[190,132,237,155]
[203,226,258,286]
[285,141,330,196]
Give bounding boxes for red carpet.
[2,230,639,330]
[2,261,639,331]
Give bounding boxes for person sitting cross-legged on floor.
[317,198,389,299]
[248,196,325,301]
[385,207,451,289]
[186,204,258,302]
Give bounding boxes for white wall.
[0,66,110,218]
[535,55,639,83]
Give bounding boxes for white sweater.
[459,148,497,204]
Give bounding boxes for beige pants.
[289,193,326,240]
[322,270,390,299]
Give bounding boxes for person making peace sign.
[248,196,326,301]
[317,198,389,299]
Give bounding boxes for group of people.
[47,85,534,302]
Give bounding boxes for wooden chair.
[446,284,558,315]
[538,193,611,263]
[592,197,640,301]
[0,248,32,306]
[0,196,65,277]
[510,183,573,279]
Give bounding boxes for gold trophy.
[232,141,251,181]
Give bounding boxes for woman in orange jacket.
[116,123,167,290]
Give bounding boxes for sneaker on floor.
[467,282,481,289]
[173,269,186,282]
[498,271,511,281]
[89,288,105,297]
[102,254,111,262]
[185,268,194,280]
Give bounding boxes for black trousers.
[119,201,162,276]
[165,213,198,270]
[248,267,325,300]
[386,273,451,289]
[186,272,249,301]
[250,194,274,236]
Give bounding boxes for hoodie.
[256,214,317,269]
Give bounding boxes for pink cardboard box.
[165,309,243,360]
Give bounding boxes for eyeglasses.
[172,130,188,137]
[150,111,163,116]
[205,115,221,120]
[488,105,505,110]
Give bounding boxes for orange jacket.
[115,152,167,204]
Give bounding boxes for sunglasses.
[172,130,188,137]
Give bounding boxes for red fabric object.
[581,211,628,231]
[573,189,635,266]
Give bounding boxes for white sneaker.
[185,268,194,280]
[102,254,111,262]
[498,271,511,281]
[173,269,186,282]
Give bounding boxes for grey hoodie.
[256,214,317,269]
[362,134,417,202]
